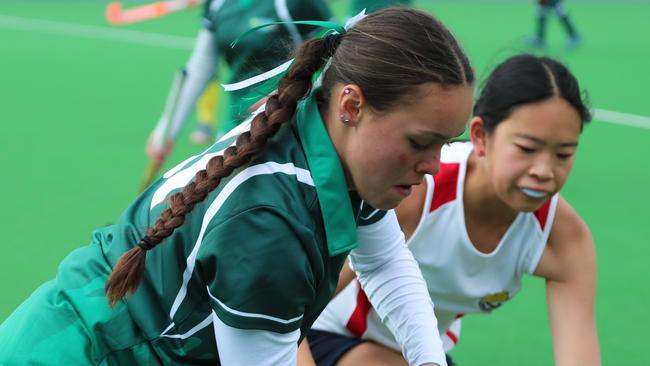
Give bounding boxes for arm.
[147,27,218,162]
[212,312,300,365]
[167,27,218,140]
[534,196,601,366]
[350,210,444,366]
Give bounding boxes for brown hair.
[105,7,473,306]
[320,7,473,110]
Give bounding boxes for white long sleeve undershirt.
[167,28,218,140]
[350,210,446,366]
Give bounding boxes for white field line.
[1,14,650,132]
[593,108,650,130]
[0,14,195,50]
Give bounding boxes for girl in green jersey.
[0,8,473,366]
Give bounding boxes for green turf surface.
[1,1,648,364]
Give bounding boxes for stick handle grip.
[138,159,164,194]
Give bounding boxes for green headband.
[230,20,346,49]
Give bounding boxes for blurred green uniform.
[203,0,331,133]
[351,0,412,13]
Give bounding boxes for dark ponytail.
[105,36,337,306]
[473,54,591,133]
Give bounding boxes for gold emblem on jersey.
[478,291,509,311]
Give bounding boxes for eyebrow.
[514,133,579,147]
[419,129,466,141]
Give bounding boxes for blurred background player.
[183,0,417,147]
[146,0,332,169]
[528,0,581,49]
[300,54,600,366]
[190,78,220,144]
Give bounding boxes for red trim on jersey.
[345,282,372,336]
[533,198,552,231]
[446,330,459,344]
[429,163,460,212]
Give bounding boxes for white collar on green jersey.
[295,92,358,256]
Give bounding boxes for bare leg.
[297,339,317,366]
[336,342,408,366]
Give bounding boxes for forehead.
[396,83,474,136]
[496,97,582,142]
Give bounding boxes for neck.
[320,87,355,190]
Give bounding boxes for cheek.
[490,162,521,189]
[554,164,574,184]
[397,153,409,166]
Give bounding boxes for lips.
[394,185,413,196]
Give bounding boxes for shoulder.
[441,141,473,164]
[430,141,472,209]
[548,196,593,252]
[213,123,318,217]
[534,196,595,282]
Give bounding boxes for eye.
[515,144,536,154]
[409,138,428,151]
[556,152,574,160]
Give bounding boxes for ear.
[337,84,366,126]
[469,116,488,157]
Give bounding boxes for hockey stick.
[106,0,202,26]
[138,159,164,193]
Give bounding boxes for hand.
[146,131,174,166]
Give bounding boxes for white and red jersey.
[312,142,559,352]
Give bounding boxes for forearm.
[547,280,601,366]
[351,247,444,366]
[536,197,600,366]
[350,211,445,366]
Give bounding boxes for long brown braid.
[105,37,335,306]
[106,7,475,306]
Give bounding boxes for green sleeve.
[197,206,317,333]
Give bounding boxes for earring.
[343,88,351,94]
[340,114,351,125]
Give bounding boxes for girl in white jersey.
[302,54,600,366]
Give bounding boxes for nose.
[529,155,554,181]
[415,150,441,176]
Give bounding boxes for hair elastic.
[138,236,156,251]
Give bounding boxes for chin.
[510,199,546,213]
[364,195,403,210]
